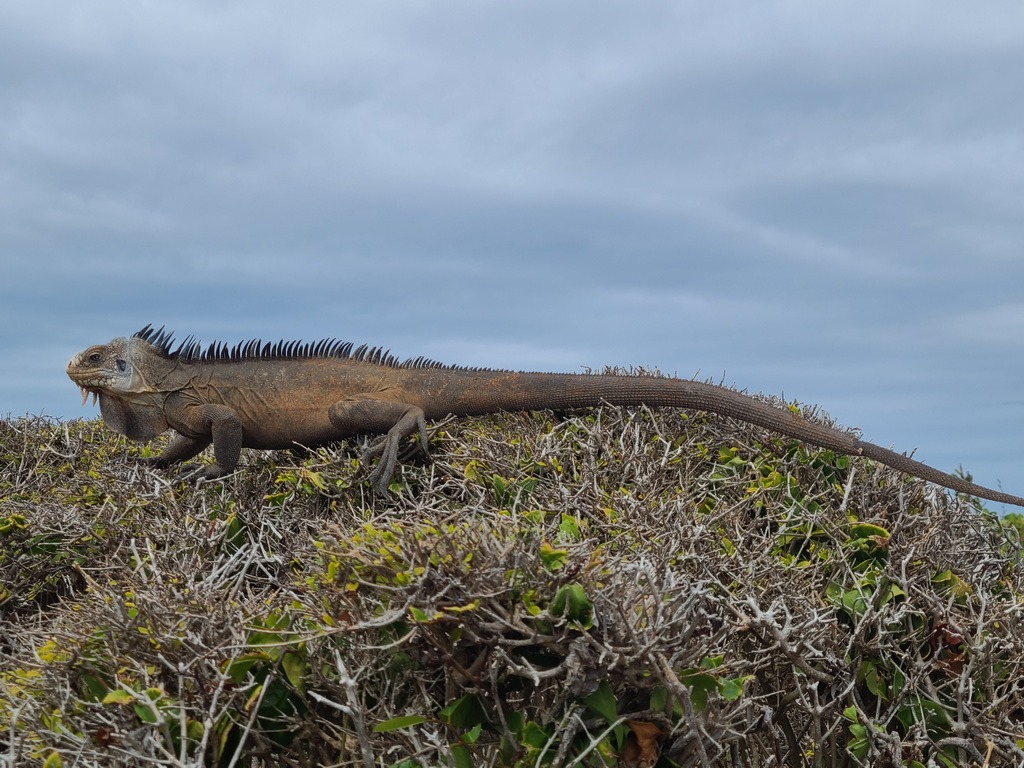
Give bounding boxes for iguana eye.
[89,352,101,363]
[116,359,127,372]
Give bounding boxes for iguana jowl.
[65,325,1024,506]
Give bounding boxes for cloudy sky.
[3,2,1024,503]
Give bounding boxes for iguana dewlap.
[65,325,1024,505]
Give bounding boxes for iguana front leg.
[328,395,429,491]
[141,433,211,469]
[159,402,244,481]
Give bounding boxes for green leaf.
[583,682,618,725]
[850,523,890,539]
[720,677,747,701]
[35,640,66,664]
[79,673,109,702]
[557,514,581,540]
[223,652,270,683]
[932,570,972,599]
[0,514,28,534]
[521,721,551,748]
[679,670,718,691]
[843,707,869,760]
[679,669,719,714]
[451,744,473,768]
[280,650,307,692]
[863,663,885,699]
[410,606,441,622]
[523,509,546,525]
[689,685,709,714]
[300,469,328,491]
[522,590,542,616]
[439,694,488,729]
[891,665,907,697]
[443,600,480,614]
[217,715,237,760]
[42,753,63,768]
[504,711,524,737]
[847,729,868,759]
[492,475,509,505]
[373,715,428,733]
[648,686,668,711]
[881,581,906,605]
[102,689,134,706]
[539,541,568,571]
[842,588,869,617]
[254,678,306,748]
[551,583,594,628]
[223,513,246,551]
[894,696,952,730]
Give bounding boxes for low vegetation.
[2,400,1023,767]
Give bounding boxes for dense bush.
[1,401,1023,767]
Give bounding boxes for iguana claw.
[172,464,230,483]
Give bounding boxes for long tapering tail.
[428,369,1024,507]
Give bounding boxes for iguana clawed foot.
[362,414,431,492]
[138,456,231,483]
[171,463,232,483]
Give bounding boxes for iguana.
[65,325,1024,506]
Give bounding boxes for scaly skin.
[65,325,1024,505]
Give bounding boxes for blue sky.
[4,2,1024,503]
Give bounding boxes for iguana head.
[67,333,171,441]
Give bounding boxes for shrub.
[1,404,1023,767]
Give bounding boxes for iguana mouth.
[79,387,99,406]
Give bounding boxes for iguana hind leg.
[328,396,429,491]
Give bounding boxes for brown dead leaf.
[621,719,665,768]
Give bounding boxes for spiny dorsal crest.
[132,324,458,370]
